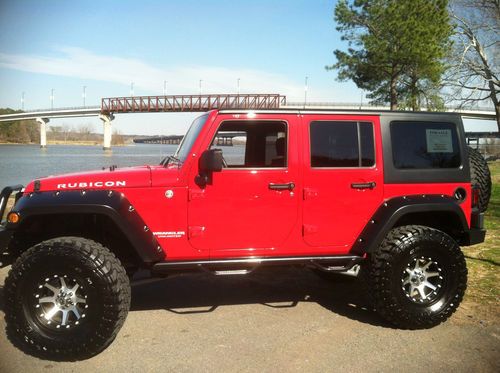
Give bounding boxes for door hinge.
[303,224,318,235]
[189,189,205,201]
[188,226,205,238]
[303,188,318,200]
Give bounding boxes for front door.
[188,116,300,258]
[302,115,384,252]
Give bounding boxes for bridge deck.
[101,94,286,114]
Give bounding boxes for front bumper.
[0,225,15,267]
[0,185,24,267]
[0,184,24,222]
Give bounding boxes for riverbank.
[0,140,131,146]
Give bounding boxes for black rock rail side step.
[151,255,364,276]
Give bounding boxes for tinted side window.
[360,122,375,167]
[310,121,375,167]
[211,121,287,168]
[391,121,461,169]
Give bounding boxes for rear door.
[302,115,384,250]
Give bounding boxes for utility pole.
[304,76,308,108]
[21,92,25,110]
[82,86,87,107]
[199,79,203,95]
[130,82,134,97]
[163,80,167,96]
[237,78,240,95]
[50,89,54,109]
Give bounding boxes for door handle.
[351,182,376,189]
[269,182,295,191]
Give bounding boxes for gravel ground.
[0,266,498,373]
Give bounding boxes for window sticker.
[426,129,453,153]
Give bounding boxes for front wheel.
[4,237,131,360]
[364,225,467,329]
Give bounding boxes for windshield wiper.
[160,155,181,167]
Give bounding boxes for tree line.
[0,109,125,145]
[0,108,39,143]
[328,0,499,131]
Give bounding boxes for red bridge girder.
[101,94,286,114]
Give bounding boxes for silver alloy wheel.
[401,256,443,303]
[35,275,88,329]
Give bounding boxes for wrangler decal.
[153,231,186,238]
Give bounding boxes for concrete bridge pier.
[99,113,115,150]
[35,117,49,148]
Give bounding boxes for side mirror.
[199,149,223,172]
[196,149,223,187]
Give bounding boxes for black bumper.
[462,211,486,246]
[462,228,486,246]
[0,184,24,221]
[0,185,24,267]
[0,225,15,267]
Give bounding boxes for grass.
[463,161,500,321]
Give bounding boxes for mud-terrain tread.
[4,237,131,360]
[468,146,491,212]
[365,225,467,329]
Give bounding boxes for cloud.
[0,47,316,99]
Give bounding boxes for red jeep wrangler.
[0,109,490,360]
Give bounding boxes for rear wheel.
[4,237,131,360]
[365,225,467,329]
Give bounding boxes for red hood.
[25,166,153,193]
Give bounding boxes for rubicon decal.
[56,181,127,189]
[153,231,186,238]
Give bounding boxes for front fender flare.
[9,190,164,264]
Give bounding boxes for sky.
[0,0,366,135]
[0,0,496,135]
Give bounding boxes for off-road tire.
[365,225,467,329]
[4,237,131,360]
[468,146,491,212]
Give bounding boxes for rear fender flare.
[350,195,468,255]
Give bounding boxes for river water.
[0,143,246,189]
[0,144,177,188]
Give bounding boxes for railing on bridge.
[101,94,286,114]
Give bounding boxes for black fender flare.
[350,195,469,255]
[9,190,164,264]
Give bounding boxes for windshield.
[173,113,208,163]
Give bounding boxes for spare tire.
[468,146,491,212]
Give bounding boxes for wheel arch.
[8,190,164,267]
[351,195,469,255]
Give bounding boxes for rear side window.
[391,121,461,169]
[310,121,375,167]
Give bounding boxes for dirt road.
[0,266,498,372]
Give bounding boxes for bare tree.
[61,124,71,142]
[78,124,94,141]
[446,0,500,130]
[111,129,125,146]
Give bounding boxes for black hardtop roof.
[218,108,463,119]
